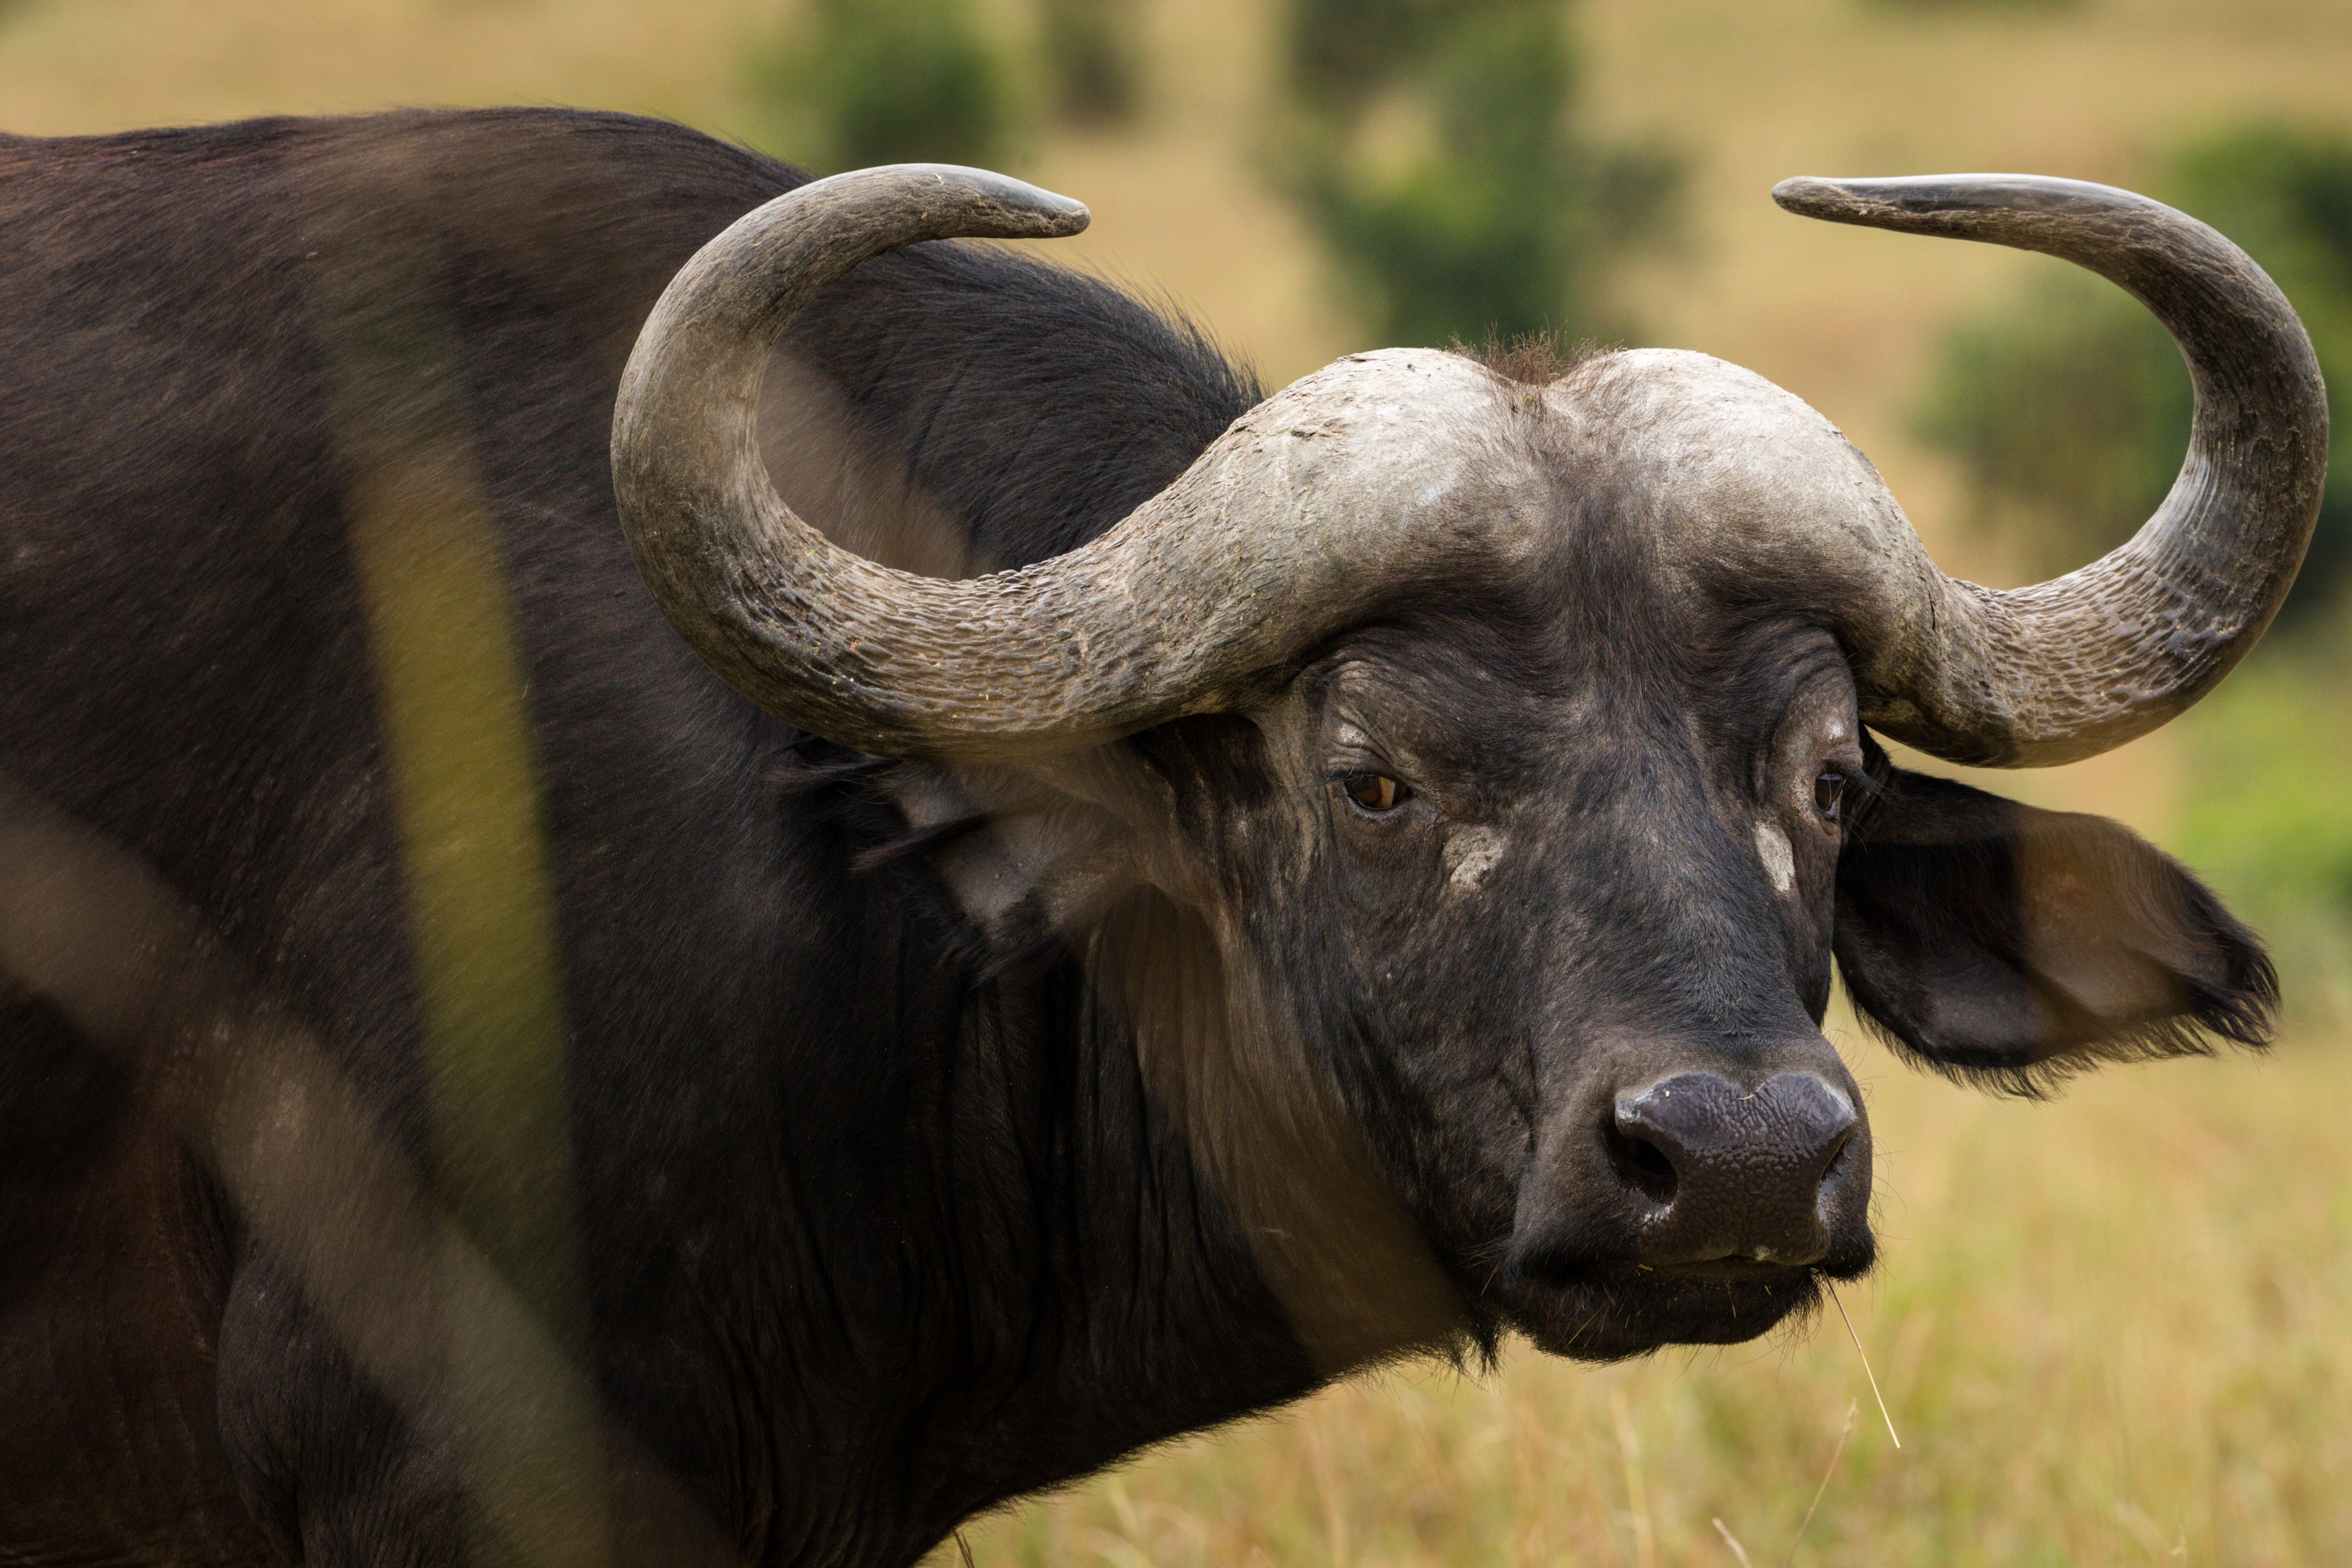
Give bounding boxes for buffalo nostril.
[1603,1122,1678,1205]
[1606,1070,1863,1267]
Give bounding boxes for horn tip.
[1772,176,1865,220]
[827,163,1091,239]
[994,178,1091,236]
[912,163,1092,236]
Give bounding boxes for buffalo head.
[608,168,2316,1362]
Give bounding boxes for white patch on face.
[1446,826,1505,891]
[1825,719,1847,741]
[1754,821,1796,895]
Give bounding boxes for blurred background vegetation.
[749,0,1012,170]
[0,0,2346,1560]
[1267,0,1682,345]
[1915,121,2352,1001]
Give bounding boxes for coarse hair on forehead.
[1451,330,1613,388]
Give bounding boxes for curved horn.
[1773,174,2327,766]
[615,164,1518,763]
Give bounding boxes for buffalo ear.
[1832,752,2275,1095]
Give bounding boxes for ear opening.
[1832,748,2277,1097]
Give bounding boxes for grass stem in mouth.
[1828,1282,1901,1449]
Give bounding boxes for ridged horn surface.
[614,164,1540,762]
[1773,174,2327,766]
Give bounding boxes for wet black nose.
[1608,1072,1858,1267]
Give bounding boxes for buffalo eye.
[1814,772,1845,823]
[1342,772,1410,813]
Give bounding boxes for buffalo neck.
[610,772,1325,1565]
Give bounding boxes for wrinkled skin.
[885,347,2262,1378]
[1255,624,1875,1358]
[1142,652,1855,1355]
[969,351,2267,1370]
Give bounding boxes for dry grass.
[2,0,2347,1561]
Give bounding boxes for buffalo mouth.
[1497,1249,1875,1362]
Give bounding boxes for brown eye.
[1814,772,1845,822]
[1343,772,1409,812]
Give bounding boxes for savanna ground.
[0,0,2346,1562]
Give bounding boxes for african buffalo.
[0,108,2321,1566]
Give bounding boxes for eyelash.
[1813,762,1879,821]
[1829,763,1883,800]
[1336,769,1412,815]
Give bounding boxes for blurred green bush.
[1274,0,1682,348]
[750,0,1010,172]
[2175,626,2352,1025]
[1918,124,2352,1010]
[1915,124,2352,617]
[1042,0,1143,127]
